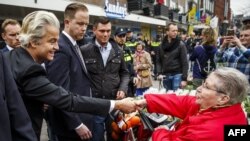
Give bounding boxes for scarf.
[161,36,180,52]
[135,50,145,65]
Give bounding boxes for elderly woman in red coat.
[135,67,249,141]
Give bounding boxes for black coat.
[5,47,111,139]
[45,33,94,138]
[80,38,130,99]
[0,52,37,141]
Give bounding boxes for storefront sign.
[104,0,127,18]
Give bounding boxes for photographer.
[214,25,250,83]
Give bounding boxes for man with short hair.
[80,17,130,141]
[125,28,137,53]
[114,27,135,97]
[1,19,21,52]
[45,2,94,141]
[215,24,250,83]
[6,10,136,140]
[157,23,188,91]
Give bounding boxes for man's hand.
[221,36,233,48]
[75,124,92,140]
[114,97,136,113]
[43,104,49,112]
[116,91,125,100]
[231,36,243,47]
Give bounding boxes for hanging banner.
[210,16,218,29]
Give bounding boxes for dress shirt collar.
[62,31,77,46]
[95,39,111,51]
[6,44,14,51]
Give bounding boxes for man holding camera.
[215,25,250,83]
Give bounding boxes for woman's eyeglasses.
[201,81,225,94]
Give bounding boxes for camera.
[226,29,235,36]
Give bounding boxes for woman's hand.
[133,77,139,85]
[155,125,170,131]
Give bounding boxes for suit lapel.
[60,34,91,79]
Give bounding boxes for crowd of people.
[0,1,250,141]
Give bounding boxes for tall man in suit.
[5,10,136,140]
[46,3,94,141]
[0,52,37,141]
[1,19,21,52]
[81,17,130,141]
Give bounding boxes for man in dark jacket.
[45,3,94,141]
[0,52,37,141]
[157,23,188,91]
[80,17,130,141]
[0,19,21,52]
[114,27,135,97]
[6,10,136,140]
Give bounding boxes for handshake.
[113,97,147,113]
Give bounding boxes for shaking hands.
[114,97,147,113]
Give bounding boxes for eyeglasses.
[117,34,126,38]
[201,81,225,94]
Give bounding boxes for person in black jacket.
[80,17,130,141]
[5,10,136,140]
[45,3,94,141]
[114,27,135,97]
[0,52,37,141]
[157,23,188,91]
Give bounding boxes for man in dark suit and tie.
[0,19,21,52]
[5,10,137,140]
[0,52,37,141]
[46,3,94,141]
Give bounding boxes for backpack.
[196,46,216,77]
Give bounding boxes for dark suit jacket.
[0,46,10,52]
[5,47,111,139]
[45,33,93,138]
[0,40,6,49]
[0,52,37,141]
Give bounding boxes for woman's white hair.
[19,11,60,48]
[211,67,250,104]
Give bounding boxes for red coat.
[145,94,247,141]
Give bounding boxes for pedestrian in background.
[114,27,136,97]
[0,19,21,52]
[190,27,217,88]
[133,41,153,96]
[215,24,250,83]
[157,23,188,91]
